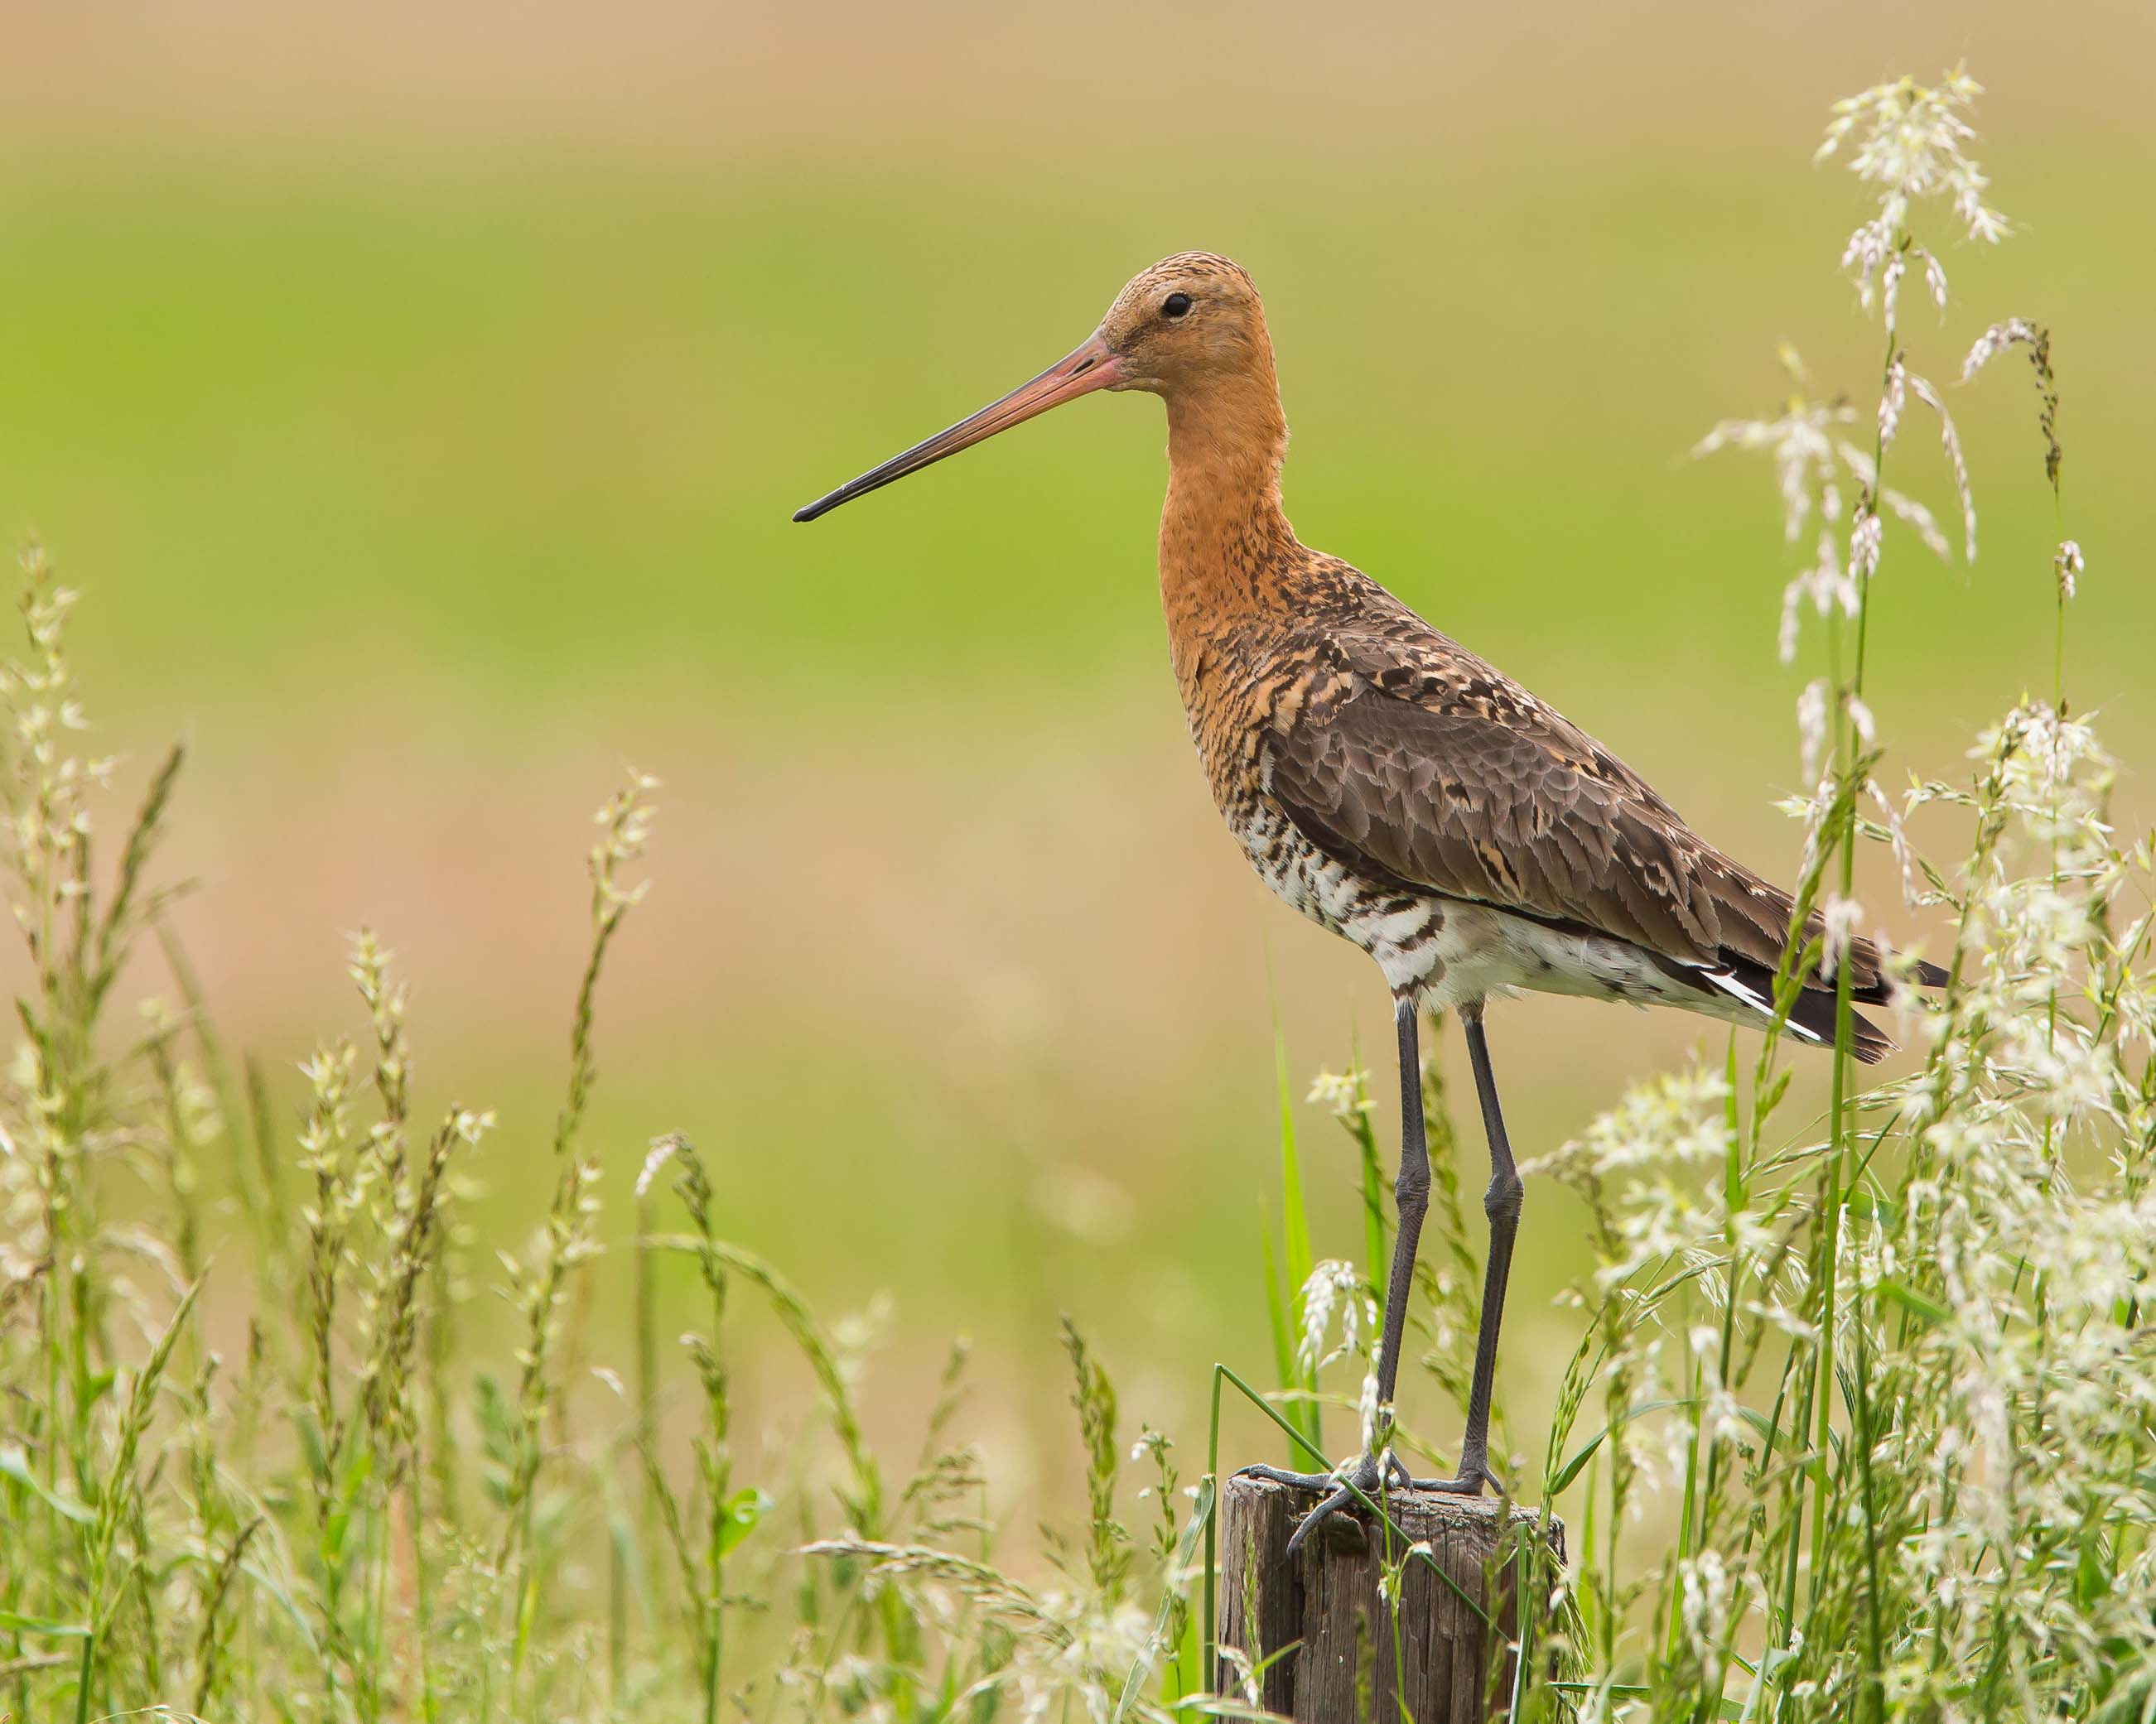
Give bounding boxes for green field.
[3,129,2153,1490]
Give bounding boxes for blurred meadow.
[6,0,2155,1554]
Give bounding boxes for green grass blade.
[0,1447,92,1525]
[0,1611,90,1639]
[1112,1474,1214,1724]
[1256,1192,1294,1412]
[1547,1399,1697,1497]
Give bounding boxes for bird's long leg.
[1372,994,1433,1412]
[1240,996,1431,1553]
[1412,999,1520,1494]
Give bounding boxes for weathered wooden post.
[1217,1474,1563,1722]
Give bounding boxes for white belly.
[1238,802,1747,1023]
[1416,903,1695,1014]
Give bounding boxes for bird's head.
[1096,252,1272,394]
[793,252,1274,522]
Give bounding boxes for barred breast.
[1232,797,1451,999]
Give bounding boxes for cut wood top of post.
[1232,1471,1562,1563]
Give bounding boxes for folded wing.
[1265,625,1911,1002]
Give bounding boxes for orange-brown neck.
[1158,361,1298,641]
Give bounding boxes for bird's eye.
[1162,292,1193,319]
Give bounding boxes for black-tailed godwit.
[796,253,1941,1553]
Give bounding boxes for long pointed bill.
[793,331,1121,522]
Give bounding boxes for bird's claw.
[1236,1452,1506,1557]
[1236,1463,1337,1491]
[1235,1451,1413,1496]
[1393,1461,1506,1495]
[1237,1454,1395,1558]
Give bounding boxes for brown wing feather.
[1266,622,1891,992]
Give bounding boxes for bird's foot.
[1237,1452,1411,1558]
[1239,1451,1416,1494]
[1237,1452,1509,1555]
[1392,1457,1506,1495]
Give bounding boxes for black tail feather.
[1650,949,1918,1064]
[1780,982,1894,1064]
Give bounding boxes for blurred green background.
[4,0,2152,1516]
